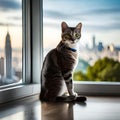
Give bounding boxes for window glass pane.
[0,0,22,86]
[43,0,120,82]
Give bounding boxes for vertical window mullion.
[23,0,32,84]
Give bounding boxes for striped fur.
[40,22,82,101]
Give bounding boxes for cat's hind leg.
[45,88,60,101]
[44,77,63,102]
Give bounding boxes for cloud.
[0,0,21,11]
[44,22,60,29]
[44,10,69,20]
[84,23,120,32]
[44,10,85,22]
[0,22,21,27]
[44,7,120,32]
[80,8,120,16]
[7,16,22,20]
[44,7,120,22]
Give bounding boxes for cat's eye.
[74,33,80,39]
[64,34,70,40]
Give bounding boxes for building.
[91,35,98,52]
[100,44,120,61]
[92,35,96,49]
[0,57,4,77]
[5,31,12,79]
[98,42,104,52]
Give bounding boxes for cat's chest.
[57,49,78,69]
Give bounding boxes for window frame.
[0,0,43,104]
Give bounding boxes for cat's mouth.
[63,39,79,45]
[71,39,79,44]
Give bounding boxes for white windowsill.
[74,81,120,96]
[0,84,40,104]
[1,81,120,104]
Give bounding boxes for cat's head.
[61,22,82,44]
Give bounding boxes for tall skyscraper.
[0,57,4,77]
[92,36,96,49]
[5,31,12,79]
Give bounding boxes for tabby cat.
[40,22,82,101]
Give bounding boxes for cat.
[40,22,82,102]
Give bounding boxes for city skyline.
[0,30,22,85]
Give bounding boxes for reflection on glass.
[43,0,120,82]
[0,0,22,86]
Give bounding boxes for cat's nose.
[71,37,75,41]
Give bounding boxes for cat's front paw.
[70,92,78,100]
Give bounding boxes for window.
[43,0,120,83]
[0,0,42,104]
[0,0,22,86]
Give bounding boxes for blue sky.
[43,0,120,48]
[0,0,21,10]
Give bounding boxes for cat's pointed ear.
[76,23,82,30]
[61,22,68,32]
